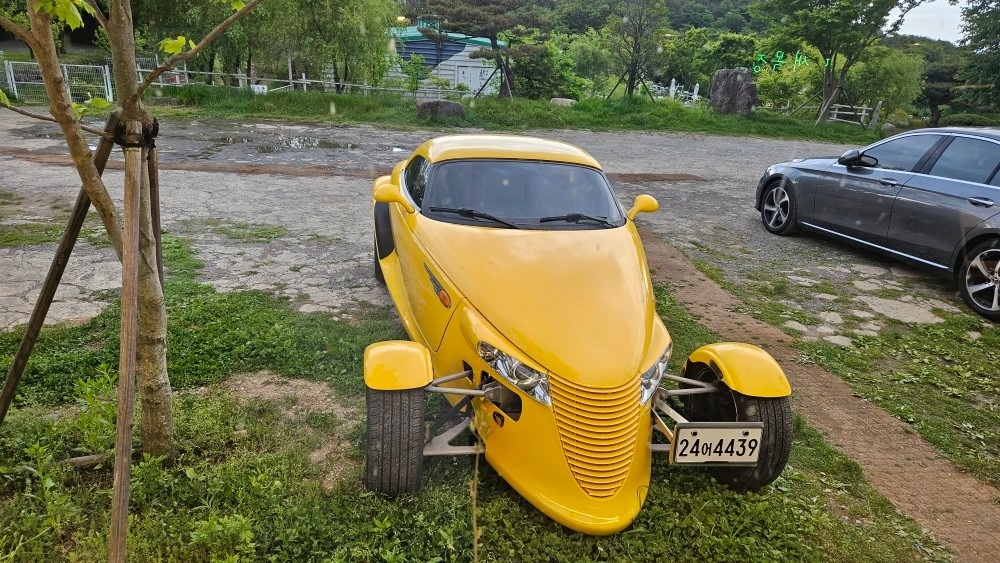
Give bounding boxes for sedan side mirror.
[837,149,862,166]
[838,149,878,168]
[373,182,415,214]
[627,194,659,221]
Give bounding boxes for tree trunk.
[106,0,175,461]
[491,36,513,99]
[929,104,940,127]
[817,63,838,123]
[136,151,174,460]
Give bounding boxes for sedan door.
[887,135,1000,268]
[809,133,944,244]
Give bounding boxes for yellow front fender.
[364,341,433,391]
[683,343,791,398]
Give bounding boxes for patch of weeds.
[210,220,288,242]
[798,313,1000,487]
[0,222,64,246]
[872,287,905,299]
[289,264,304,272]
[690,258,726,286]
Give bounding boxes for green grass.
[0,222,65,246]
[0,239,950,561]
[207,219,288,242]
[691,260,1000,488]
[146,85,878,145]
[796,315,1000,487]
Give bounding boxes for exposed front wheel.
[682,364,792,491]
[364,387,425,496]
[958,239,1000,321]
[760,180,799,236]
[374,236,386,286]
[707,393,792,491]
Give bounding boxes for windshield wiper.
[539,213,617,228]
[428,207,520,229]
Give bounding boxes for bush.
[937,113,998,127]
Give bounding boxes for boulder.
[550,97,577,107]
[881,123,897,133]
[709,68,758,115]
[417,100,465,119]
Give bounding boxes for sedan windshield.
[422,160,624,229]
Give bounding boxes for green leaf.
[0,90,9,106]
[34,0,85,30]
[88,98,111,110]
[159,36,189,56]
[231,0,246,10]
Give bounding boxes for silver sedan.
[755,128,1000,321]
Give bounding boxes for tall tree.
[749,0,924,122]
[427,0,530,98]
[1,1,263,458]
[958,0,1000,107]
[885,35,964,126]
[605,0,668,98]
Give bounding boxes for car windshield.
[422,160,624,229]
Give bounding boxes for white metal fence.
[2,59,113,104]
[3,56,466,103]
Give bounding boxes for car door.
[810,133,943,244]
[887,135,1000,268]
[391,154,458,351]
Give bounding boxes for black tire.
[760,179,800,236]
[373,236,386,286]
[958,239,1000,322]
[364,386,425,496]
[682,363,792,492]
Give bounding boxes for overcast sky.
[894,1,966,43]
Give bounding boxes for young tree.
[604,0,668,98]
[749,0,925,122]
[1,0,263,458]
[958,0,1000,107]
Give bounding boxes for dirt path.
[640,226,1000,563]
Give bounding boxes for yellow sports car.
[364,135,793,535]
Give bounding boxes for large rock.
[709,68,758,115]
[550,97,576,107]
[417,100,465,119]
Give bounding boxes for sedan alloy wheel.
[960,241,1000,321]
[761,182,798,235]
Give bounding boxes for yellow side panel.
[364,341,433,391]
[685,343,792,398]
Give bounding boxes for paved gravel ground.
[4,114,999,561]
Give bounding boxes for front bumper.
[474,380,653,535]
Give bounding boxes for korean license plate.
[671,423,764,465]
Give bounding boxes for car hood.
[776,156,838,169]
[418,220,656,388]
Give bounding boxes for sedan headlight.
[478,342,551,406]
[640,343,673,405]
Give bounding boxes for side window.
[929,137,1000,184]
[404,156,429,207]
[991,170,1000,187]
[863,134,941,172]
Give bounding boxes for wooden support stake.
[0,113,120,428]
[147,146,164,287]
[108,120,143,563]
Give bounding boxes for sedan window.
[423,160,624,229]
[863,134,942,172]
[929,137,1000,185]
